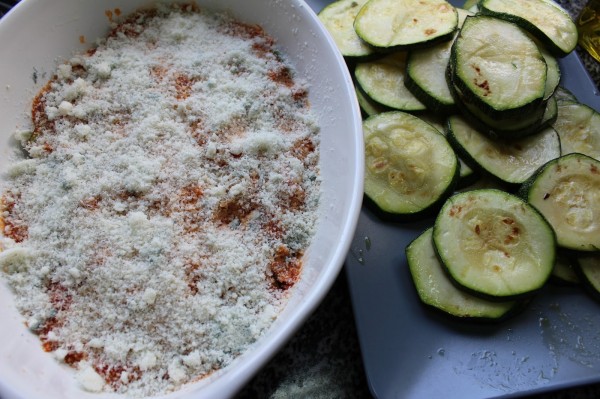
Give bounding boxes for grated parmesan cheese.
[1,4,320,397]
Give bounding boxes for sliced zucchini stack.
[433,189,556,300]
[363,111,459,219]
[451,15,546,118]
[318,0,375,58]
[450,80,559,139]
[407,227,517,321]
[479,0,578,57]
[354,0,458,50]
[449,15,548,138]
[521,153,600,252]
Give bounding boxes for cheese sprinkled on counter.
[0,4,320,396]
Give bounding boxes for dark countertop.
[1,1,598,398]
[238,1,600,399]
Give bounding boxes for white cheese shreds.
[77,365,106,393]
[1,5,320,397]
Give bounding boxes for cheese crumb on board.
[1,4,320,397]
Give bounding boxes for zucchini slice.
[479,0,578,57]
[446,115,561,185]
[540,47,560,100]
[405,8,473,114]
[355,52,426,111]
[433,189,556,299]
[522,153,600,252]
[577,254,600,302]
[407,227,517,321]
[363,111,459,218]
[552,101,600,161]
[318,0,375,58]
[354,0,458,50]
[451,15,547,119]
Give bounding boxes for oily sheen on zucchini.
[479,0,578,57]
[521,153,600,252]
[407,228,516,321]
[363,111,458,218]
[433,189,556,299]
[450,15,547,119]
[355,84,390,117]
[355,52,426,111]
[318,0,374,58]
[449,73,557,139]
[446,115,561,184]
[552,101,600,161]
[354,0,458,49]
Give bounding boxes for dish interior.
[0,1,363,398]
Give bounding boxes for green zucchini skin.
[520,153,600,252]
[405,7,473,114]
[447,63,556,140]
[363,111,460,221]
[540,47,561,100]
[446,115,561,186]
[404,63,457,115]
[450,15,547,120]
[479,0,578,57]
[407,227,518,322]
[355,83,391,118]
[433,189,556,301]
[419,113,479,187]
